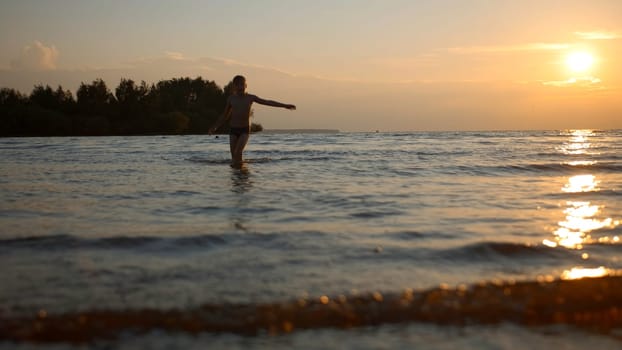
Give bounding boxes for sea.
[1,129,621,349]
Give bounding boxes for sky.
[1,0,621,131]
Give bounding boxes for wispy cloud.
[444,43,570,54]
[10,41,59,71]
[164,51,186,61]
[368,54,440,67]
[574,31,621,40]
[125,53,296,77]
[207,56,297,77]
[542,76,602,88]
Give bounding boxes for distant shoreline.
[261,129,340,134]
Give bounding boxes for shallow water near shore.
[1,130,621,348]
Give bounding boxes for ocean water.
[1,130,621,349]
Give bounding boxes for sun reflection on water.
[562,174,599,193]
[546,200,617,249]
[545,176,620,249]
[561,266,611,280]
[565,160,597,167]
[544,131,620,250]
[557,129,601,156]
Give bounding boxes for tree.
[54,86,75,114]
[29,85,74,113]
[0,75,261,136]
[113,79,150,133]
[29,85,57,110]
[0,88,26,109]
[0,88,27,136]
[115,79,149,106]
[76,79,116,116]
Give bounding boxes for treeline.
[0,77,263,137]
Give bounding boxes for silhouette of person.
[209,75,296,166]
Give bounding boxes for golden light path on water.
[561,266,611,280]
[543,130,620,281]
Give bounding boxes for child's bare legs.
[229,133,250,166]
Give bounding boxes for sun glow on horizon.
[565,51,595,73]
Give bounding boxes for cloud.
[10,41,59,71]
[574,31,621,40]
[444,43,570,54]
[443,32,621,56]
[164,51,186,61]
[542,76,603,88]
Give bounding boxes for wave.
[507,162,622,173]
[0,234,229,251]
[450,162,622,176]
[440,241,567,260]
[532,153,622,163]
[0,231,335,253]
[366,239,620,267]
[547,189,621,199]
[2,275,621,344]
[4,234,617,261]
[391,241,583,266]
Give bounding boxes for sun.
[566,51,594,73]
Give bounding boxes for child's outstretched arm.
[253,96,296,110]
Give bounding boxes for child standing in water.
[209,75,296,166]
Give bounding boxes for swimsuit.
[229,126,250,137]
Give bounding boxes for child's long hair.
[226,75,246,96]
[232,75,246,85]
